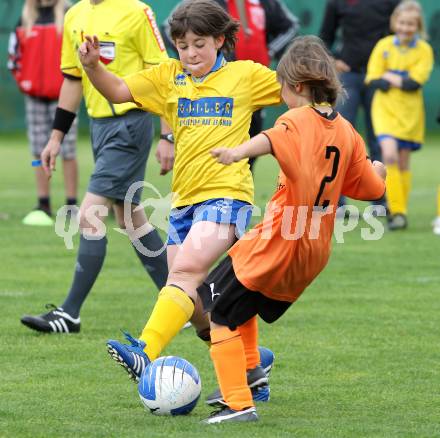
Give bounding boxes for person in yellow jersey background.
[20,0,171,333]
[79,0,281,402]
[365,0,434,231]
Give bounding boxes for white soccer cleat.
[432,216,440,235]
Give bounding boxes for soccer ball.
[138,356,201,415]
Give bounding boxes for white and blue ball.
[138,356,201,415]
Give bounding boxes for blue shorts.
[167,198,253,245]
[377,135,421,151]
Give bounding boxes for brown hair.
[169,0,240,53]
[276,35,344,106]
[390,0,427,40]
[22,0,70,36]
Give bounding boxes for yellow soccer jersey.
[61,0,168,118]
[366,35,434,143]
[124,55,281,208]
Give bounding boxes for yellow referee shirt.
[124,55,281,208]
[61,0,168,118]
[366,35,434,143]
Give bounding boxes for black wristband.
[401,78,420,91]
[52,107,76,134]
[369,79,391,92]
[160,133,174,143]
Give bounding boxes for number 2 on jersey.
[314,146,340,209]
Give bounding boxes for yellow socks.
[401,170,412,213]
[210,326,253,411]
[386,164,406,215]
[139,285,194,360]
[238,316,259,370]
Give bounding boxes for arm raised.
[79,35,133,104]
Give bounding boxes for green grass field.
[1,133,440,437]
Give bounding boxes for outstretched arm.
[79,35,133,103]
[211,133,272,165]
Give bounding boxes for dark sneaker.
[203,406,258,424]
[206,365,269,407]
[21,304,80,333]
[388,213,407,231]
[107,332,151,382]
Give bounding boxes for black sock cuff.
[136,228,166,252]
[38,197,50,207]
[79,234,108,255]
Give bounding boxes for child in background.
[365,0,433,230]
[197,35,386,424]
[78,0,280,400]
[8,0,78,225]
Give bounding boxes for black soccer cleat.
[388,213,407,231]
[206,365,269,407]
[203,406,258,424]
[21,304,80,333]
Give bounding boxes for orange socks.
[238,316,260,370]
[210,326,254,411]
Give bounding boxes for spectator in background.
[320,0,400,210]
[8,0,78,226]
[162,0,299,170]
[365,0,433,231]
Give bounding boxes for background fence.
[1,0,439,132]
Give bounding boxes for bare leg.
[167,221,237,301]
[167,243,210,335]
[35,162,50,199]
[62,158,78,201]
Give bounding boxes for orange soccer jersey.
[229,106,385,303]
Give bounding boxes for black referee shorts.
[197,256,292,330]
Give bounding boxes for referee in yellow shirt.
[21,0,171,333]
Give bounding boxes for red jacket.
[9,18,64,100]
[227,0,270,66]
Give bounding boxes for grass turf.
[0,133,439,437]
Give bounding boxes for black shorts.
[197,256,292,330]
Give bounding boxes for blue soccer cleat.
[106,332,151,382]
[258,346,275,376]
[206,346,275,406]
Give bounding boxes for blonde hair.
[22,0,70,36]
[276,35,343,106]
[390,0,427,40]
